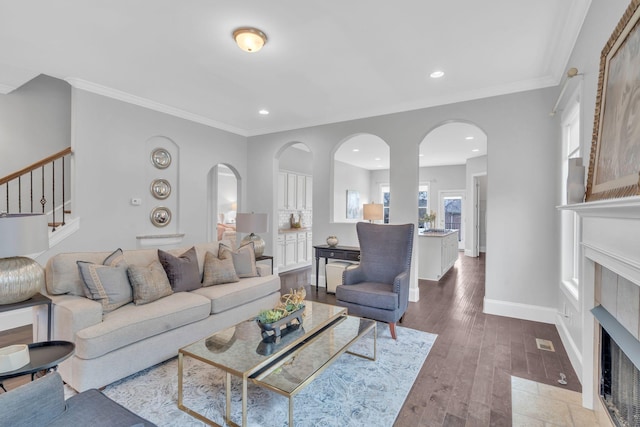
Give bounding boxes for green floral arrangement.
[421,210,436,224]
[256,287,306,324]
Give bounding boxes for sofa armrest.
[256,264,271,277]
[0,371,66,426]
[48,294,103,342]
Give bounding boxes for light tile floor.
[511,376,600,427]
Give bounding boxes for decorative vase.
[326,236,338,247]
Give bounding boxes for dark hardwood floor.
[288,253,580,427]
[0,253,579,426]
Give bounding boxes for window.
[380,184,429,225]
[560,93,581,298]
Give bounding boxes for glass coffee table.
[178,301,376,427]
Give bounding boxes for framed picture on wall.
[346,190,360,219]
[586,0,640,201]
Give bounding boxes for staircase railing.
[1,147,73,231]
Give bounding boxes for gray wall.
[247,87,559,311]
[333,160,371,222]
[0,74,71,176]
[279,145,313,175]
[34,88,247,261]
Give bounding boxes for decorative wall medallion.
[151,148,171,169]
[150,206,172,227]
[150,179,171,200]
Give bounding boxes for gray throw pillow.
[104,248,126,267]
[77,262,132,313]
[202,251,239,286]
[158,247,201,292]
[127,261,173,305]
[219,242,258,278]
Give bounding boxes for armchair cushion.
[335,281,397,310]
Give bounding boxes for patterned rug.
[71,324,436,427]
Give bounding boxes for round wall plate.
[150,206,172,227]
[150,179,171,200]
[151,148,171,169]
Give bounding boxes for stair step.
[48,222,66,227]
[64,210,71,214]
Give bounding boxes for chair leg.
[389,322,397,340]
[399,314,405,324]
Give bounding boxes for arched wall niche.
[207,162,242,243]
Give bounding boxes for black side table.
[0,340,74,392]
[0,293,52,340]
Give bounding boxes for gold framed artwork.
[586,0,640,201]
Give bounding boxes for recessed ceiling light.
[430,70,445,79]
[353,149,360,152]
[472,149,480,152]
[374,157,381,161]
[258,109,269,115]
[465,136,474,140]
[419,154,425,157]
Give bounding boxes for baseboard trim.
[0,308,32,332]
[409,287,420,302]
[464,249,476,257]
[556,313,583,383]
[483,298,557,324]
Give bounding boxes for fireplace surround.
[561,196,640,426]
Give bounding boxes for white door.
[438,190,465,250]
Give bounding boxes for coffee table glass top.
[180,301,347,376]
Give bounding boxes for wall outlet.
[131,198,142,206]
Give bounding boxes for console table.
[313,245,360,292]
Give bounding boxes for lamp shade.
[363,203,383,221]
[0,214,49,258]
[236,213,269,234]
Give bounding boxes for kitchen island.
[418,229,459,281]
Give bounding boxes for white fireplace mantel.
[558,195,640,416]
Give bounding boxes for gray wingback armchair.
[335,222,414,339]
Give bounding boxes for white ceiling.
[0,1,590,139]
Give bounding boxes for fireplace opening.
[600,327,640,427]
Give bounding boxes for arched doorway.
[208,163,241,243]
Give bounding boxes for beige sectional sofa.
[34,241,281,392]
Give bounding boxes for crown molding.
[0,83,16,94]
[65,78,248,137]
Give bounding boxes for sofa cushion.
[127,261,173,305]
[192,275,280,314]
[158,247,201,292]
[335,281,398,311]
[75,292,211,359]
[219,242,257,278]
[202,251,239,286]
[77,262,133,314]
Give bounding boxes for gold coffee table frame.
[178,302,375,427]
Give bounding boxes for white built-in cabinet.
[277,230,313,272]
[278,170,312,210]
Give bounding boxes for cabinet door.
[296,175,305,210]
[287,174,296,209]
[304,176,313,209]
[277,172,287,210]
[277,236,285,269]
[306,232,313,262]
[297,238,306,264]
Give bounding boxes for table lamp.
[236,213,269,257]
[363,203,383,223]
[0,213,49,304]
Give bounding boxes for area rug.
[75,324,436,426]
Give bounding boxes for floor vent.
[535,338,555,352]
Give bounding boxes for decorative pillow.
[77,262,132,313]
[103,248,126,267]
[219,242,258,278]
[127,261,173,305]
[202,251,239,286]
[158,247,201,292]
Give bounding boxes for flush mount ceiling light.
[465,136,474,140]
[258,109,269,115]
[233,27,267,53]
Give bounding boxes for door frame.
[438,189,465,250]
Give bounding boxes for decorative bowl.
[256,305,305,341]
[0,344,30,373]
